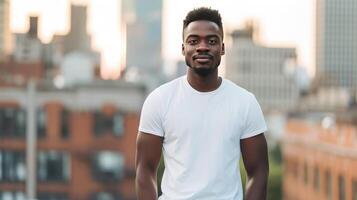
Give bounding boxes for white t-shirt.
[139,76,267,200]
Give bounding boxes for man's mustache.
[193,53,213,60]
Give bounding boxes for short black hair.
[183,7,223,38]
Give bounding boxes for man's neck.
[187,69,222,92]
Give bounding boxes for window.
[292,160,298,179]
[61,109,70,139]
[37,109,47,138]
[0,191,25,200]
[92,151,124,182]
[15,110,26,137]
[353,180,357,200]
[314,166,320,191]
[37,151,70,182]
[94,112,111,135]
[303,162,308,184]
[0,151,26,182]
[325,171,332,200]
[91,192,121,200]
[94,112,124,136]
[113,113,124,136]
[338,175,346,200]
[0,109,16,137]
[0,108,26,138]
[37,193,68,200]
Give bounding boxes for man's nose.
[196,41,209,52]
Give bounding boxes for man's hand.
[240,133,269,200]
[135,132,163,200]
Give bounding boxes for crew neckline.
[182,75,226,95]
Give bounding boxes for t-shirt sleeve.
[240,93,267,139]
[138,90,165,137]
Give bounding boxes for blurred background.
[0,0,356,199]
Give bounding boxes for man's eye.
[188,40,198,45]
[208,39,217,45]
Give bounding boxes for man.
[136,7,269,200]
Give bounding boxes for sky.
[10,0,315,79]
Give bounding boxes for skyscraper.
[226,24,300,111]
[123,0,162,72]
[63,5,92,54]
[316,0,357,91]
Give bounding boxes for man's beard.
[185,58,220,77]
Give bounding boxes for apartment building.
[0,80,147,200]
[282,112,357,200]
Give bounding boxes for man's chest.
[161,94,246,149]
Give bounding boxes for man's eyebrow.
[185,34,220,40]
[185,34,199,39]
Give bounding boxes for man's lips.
[193,55,213,63]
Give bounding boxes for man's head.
[182,7,225,77]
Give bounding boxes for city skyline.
[10,0,314,78]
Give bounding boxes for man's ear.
[221,43,225,55]
[182,43,185,55]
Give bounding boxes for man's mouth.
[193,55,213,63]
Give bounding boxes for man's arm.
[240,133,269,200]
[135,132,163,200]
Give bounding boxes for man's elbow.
[247,163,269,182]
[259,165,269,184]
[135,165,157,188]
[263,161,269,176]
[257,162,269,179]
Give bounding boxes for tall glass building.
[316,0,357,91]
[122,0,163,72]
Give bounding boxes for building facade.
[0,80,147,200]
[13,17,43,64]
[49,4,100,83]
[316,0,357,91]
[0,61,44,87]
[0,0,11,60]
[226,25,300,111]
[1,16,45,87]
[282,113,357,200]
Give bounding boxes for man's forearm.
[136,167,158,200]
[245,169,268,200]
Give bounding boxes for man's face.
[182,20,225,77]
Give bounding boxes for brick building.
[282,112,357,200]
[0,80,147,200]
[0,61,44,87]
